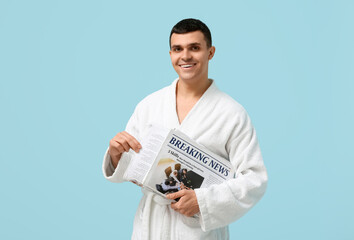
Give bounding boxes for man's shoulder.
[213,87,247,114]
[212,87,254,132]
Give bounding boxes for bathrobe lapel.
[166,79,217,135]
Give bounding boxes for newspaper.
[123,125,234,198]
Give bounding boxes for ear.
[208,46,216,60]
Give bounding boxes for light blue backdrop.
[1,0,353,239]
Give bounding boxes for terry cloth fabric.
[102,79,268,240]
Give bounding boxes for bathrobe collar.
[168,78,217,128]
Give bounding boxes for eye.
[173,47,182,52]
[191,46,200,51]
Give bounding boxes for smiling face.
[169,31,215,84]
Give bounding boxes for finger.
[122,131,142,150]
[116,143,126,154]
[109,140,124,156]
[113,133,134,152]
[170,202,178,211]
[112,132,125,141]
[166,189,186,200]
[118,140,130,152]
[121,131,142,153]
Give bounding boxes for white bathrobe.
[102,79,268,240]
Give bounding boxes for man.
[102,18,268,240]
[178,168,187,182]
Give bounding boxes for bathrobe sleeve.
[102,107,141,183]
[195,110,268,232]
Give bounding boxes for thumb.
[166,190,186,200]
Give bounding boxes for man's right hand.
[108,131,142,169]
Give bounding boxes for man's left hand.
[167,189,200,217]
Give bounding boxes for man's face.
[169,31,215,83]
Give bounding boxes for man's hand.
[108,131,141,169]
[166,189,200,217]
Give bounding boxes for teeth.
[181,65,193,68]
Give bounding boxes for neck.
[176,77,212,99]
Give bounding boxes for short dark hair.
[169,18,212,49]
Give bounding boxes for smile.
[179,63,196,69]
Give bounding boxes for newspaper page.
[144,130,234,198]
[123,125,170,185]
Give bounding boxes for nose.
[181,49,192,61]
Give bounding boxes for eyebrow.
[171,42,201,48]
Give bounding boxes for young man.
[102,18,268,240]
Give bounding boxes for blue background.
[1,0,353,239]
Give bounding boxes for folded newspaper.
[123,125,234,199]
